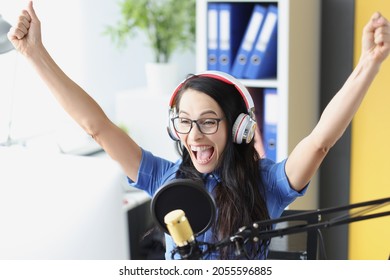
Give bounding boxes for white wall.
[0,0,195,145]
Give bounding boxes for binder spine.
[263,88,278,161]
[218,5,231,73]
[207,3,219,70]
[217,3,253,74]
[244,5,278,79]
[231,5,266,79]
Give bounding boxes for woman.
[8,1,390,259]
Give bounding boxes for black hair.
[173,75,271,259]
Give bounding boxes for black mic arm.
[212,196,390,259]
[249,196,390,241]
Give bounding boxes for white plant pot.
[145,62,180,95]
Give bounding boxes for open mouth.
[190,145,215,165]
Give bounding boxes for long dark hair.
[173,75,271,259]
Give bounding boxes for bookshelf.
[196,0,321,209]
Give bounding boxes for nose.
[188,122,204,140]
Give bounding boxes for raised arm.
[7,1,142,181]
[286,12,390,191]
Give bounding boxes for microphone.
[164,209,202,260]
[150,179,217,259]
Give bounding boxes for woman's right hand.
[7,1,42,57]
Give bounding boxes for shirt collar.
[202,171,221,184]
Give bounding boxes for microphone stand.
[244,196,390,241]
[180,196,390,260]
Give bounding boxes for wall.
[350,0,390,260]
[0,0,195,145]
[319,0,354,260]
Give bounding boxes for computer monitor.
[0,147,129,259]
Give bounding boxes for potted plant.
[105,0,196,93]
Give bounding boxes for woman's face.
[176,89,228,174]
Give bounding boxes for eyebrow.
[179,110,219,117]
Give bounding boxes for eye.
[200,119,217,127]
[179,118,192,125]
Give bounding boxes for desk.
[0,146,156,259]
[91,150,158,259]
[0,146,129,259]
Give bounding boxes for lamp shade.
[0,15,14,54]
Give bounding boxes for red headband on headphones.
[169,71,255,113]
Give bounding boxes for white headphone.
[167,71,257,144]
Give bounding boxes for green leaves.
[105,0,196,63]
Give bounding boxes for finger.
[21,9,31,23]
[362,12,390,41]
[7,26,18,40]
[373,17,390,46]
[374,26,390,43]
[15,21,28,36]
[373,17,389,32]
[19,12,31,31]
[27,1,39,22]
[363,12,381,34]
[375,33,390,48]
[8,26,26,40]
[9,9,31,40]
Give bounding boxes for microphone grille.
[164,209,195,247]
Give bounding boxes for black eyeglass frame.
[171,116,225,135]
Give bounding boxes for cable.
[316,229,327,260]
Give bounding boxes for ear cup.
[167,126,180,141]
[232,113,257,144]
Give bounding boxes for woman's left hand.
[361,12,390,64]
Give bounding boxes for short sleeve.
[260,158,309,219]
[127,149,179,196]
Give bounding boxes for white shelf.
[196,0,321,208]
[240,79,278,89]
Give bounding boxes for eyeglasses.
[171,117,224,135]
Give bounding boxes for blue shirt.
[128,149,307,259]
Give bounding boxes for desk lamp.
[0,15,13,54]
[0,15,16,146]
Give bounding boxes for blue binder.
[244,5,278,79]
[218,3,252,74]
[207,3,219,70]
[231,5,267,79]
[263,88,278,161]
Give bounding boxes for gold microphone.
[164,209,201,259]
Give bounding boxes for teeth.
[190,145,211,151]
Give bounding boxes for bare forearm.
[286,57,380,191]
[27,45,108,135]
[312,56,380,149]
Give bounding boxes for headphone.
[167,70,257,144]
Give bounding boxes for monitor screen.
[0,147,129,259]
